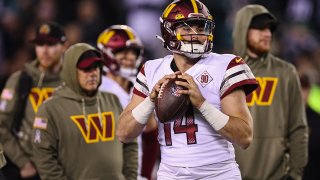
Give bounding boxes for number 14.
[163,106,198,146]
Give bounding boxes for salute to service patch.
[1,88,14,100]
[33,117,48,129]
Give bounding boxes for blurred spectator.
[279,24,318,64]
[202,0,233,53]
[76,0,104,45]
[35,0,57,22]
[286,0,313,23]
[64,22,84,46]
[299,73,320,180]
[124,0,169,60]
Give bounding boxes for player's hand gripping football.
[176,73,205,109]
[149,71,181,102]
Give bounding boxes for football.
[155,78,190,123]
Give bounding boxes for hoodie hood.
[233,4,276,58]
[60,43,102,98]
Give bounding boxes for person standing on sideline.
[32,43,138,180]
[233,4,308,180]
[117,0,258,179]
[97,25,159,180]
[0,22,67,180]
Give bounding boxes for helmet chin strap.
[183,52,203,59]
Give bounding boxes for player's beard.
[247,39,270,57]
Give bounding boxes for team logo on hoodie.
[71,112,115,143]
[29,88,54,112]
[246,77,278,106]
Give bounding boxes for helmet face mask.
[160,0,214,58]
[97,25,143,82]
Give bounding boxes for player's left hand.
[176,73,205,108]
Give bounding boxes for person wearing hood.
[0,22,67,180]
[32,43,138,180]
[233,4,308,180]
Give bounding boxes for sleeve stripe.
[221,70,249,90]
[220,79,258,99]
[225,64,251,78]
[220,71,256,96]
[133,65,149,97]
[135,77,149,92]
[133,88,148,98]
[137,72,147,85]
[133,74,150,97]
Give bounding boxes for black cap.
[249,13,277,32]
[30,22,66,44]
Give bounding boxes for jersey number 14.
[163,106,198,146]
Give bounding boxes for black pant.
[2,157,40,180]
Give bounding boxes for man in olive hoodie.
[32,43,138,180]
[0,22,67,179]
[233,5,308,180]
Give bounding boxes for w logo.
[29,88,54,112]
[71,112,115,143]
[246,77,278,106]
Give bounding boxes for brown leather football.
[155,78,190,123]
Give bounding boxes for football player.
[117,0,259,179]
[97,25,159,180]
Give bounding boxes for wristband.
[132,97,155,125]
[199,100,229,131]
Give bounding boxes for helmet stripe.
[163,3,176,18]
[191,0,198,13]
[124,29,135,40]
[98,31,115,44]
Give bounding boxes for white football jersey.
[133,53,257,167]
[100,75,147,177]
[99,76,132,108]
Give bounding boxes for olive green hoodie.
[232,5,308,180]
[32,43,138,180]
[0,59,62,168]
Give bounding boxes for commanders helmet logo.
[175,14,185,20]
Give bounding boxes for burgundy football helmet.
[159,0,215,58]
[97,25,144,82]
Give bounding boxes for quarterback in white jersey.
[134,53,257,167]
[117,0,258,179]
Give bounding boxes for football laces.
[158,81,168,98]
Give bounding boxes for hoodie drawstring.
[97,93,103,127]
[81,98,88,128]
[37,71,45,88]
[81,94,103,128]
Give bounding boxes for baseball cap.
[249,13,277,32]
[77,50,103,69]
[30,22,66,44]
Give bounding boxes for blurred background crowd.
[0,0,320,95]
